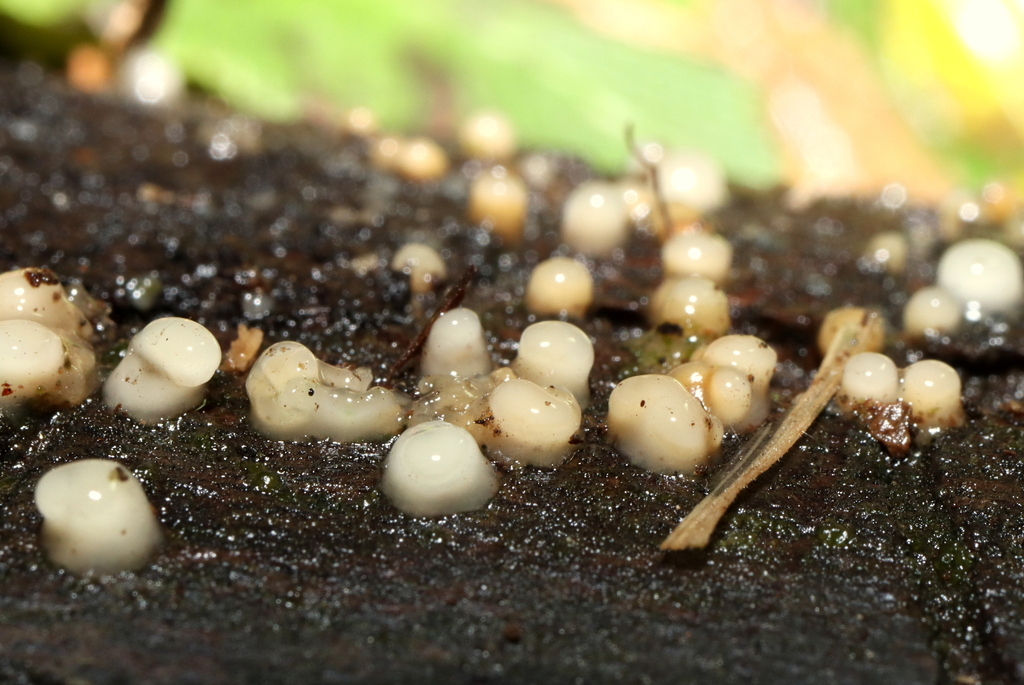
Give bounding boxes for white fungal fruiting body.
[901,360,965,431]
[650,276,731,339]
[655,151,727,213]
[693,334,777,431]
[479,379,581,467]
[467,172,529,243]
[246,341,405,443]
[409,368,515,429]
[341,107,378,136]
[394,137,449,182]
[817,307,885,356]
[864,232,908,275]
[511,321,593,405]
[420,308,492,378]
[0,320,97,412]
[0,268,91,339]
[34,459,162,574]
[838,352,900,411]
[607,374,723,475]
[459,111,516,159]
[661,233,733,284]
[904,286,962,337]
[525,258,593,318]
[381,421,500,516]
[118,48,184,106]
[937,239,1024,320]
[391,243,447,295]
[561,181,629,257]
[104,317,221,424]
[669,361,752,429]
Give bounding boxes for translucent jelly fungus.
[817,307,885,356]
[661,233,733,284]
[479,379,581,467]
[467,170,529,243]
[864,232,908,276]
[0,320,97,412]
[34,459,162,574]
[246,341,405,443]
[103,317,221,423]
[607,374,723,475]
[391,243,447,295]
[459,111,516,160]
[394,137,449,182]
[511,321,593,405]
[561,180,629,257]
[903,286,962,337]
[655,151,727,213]
[409,368,514,429]
[668,361,752,430]
[650,276,731,339]
[524,257,593,318]
[0,267,92,339]
[838,352,900,410]
[692,334,777,431]
[380,421,500,517]
[936,238,1024,319]
[901,359,965,432]
[420,308,492,378]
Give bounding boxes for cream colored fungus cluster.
[12,113,997,575]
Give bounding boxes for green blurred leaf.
[0,0,90,26]
[156,0,779,183]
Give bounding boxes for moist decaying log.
[0,64,1022,684]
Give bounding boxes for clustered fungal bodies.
[103,317,222,424]
[246,341,406,443]
[838,352,965,439]
[0,268,99,414]
[34,459,162,574]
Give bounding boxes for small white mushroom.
[661,232,733,284]
[118,47,184,106]
[477,379,581,467]
[341,106,378,136]
[817,307,886,356]
[103,317,221,423]
[901,359,965,432]
[525,257,593,318]
[655,150,727,213]
[669,361,753,429]
[607,374,723,475]
[864,232,908,276]
[34,459,162,574]
[903,286,962,338]
[420,308,492,378]
[246,341,406,443]
[693,334,777,431]
[0,320,98,412]
[459,111,516,160]
[467,170,529,244]
[511,321,593,406]
[560,180,629,257]
[380,420,500,517]
[0,267,92,339]
[391,243,447,295]
[394,137,449,182]
[650,276,731,339]
[936,238,1024,320]
[838,352,900,412]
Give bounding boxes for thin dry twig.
[661,314,879,550]
[624,124,673,235]
[383,264,477,385]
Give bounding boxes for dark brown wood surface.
[0,62,1021,684]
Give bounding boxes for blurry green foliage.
[0,0,781,183]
